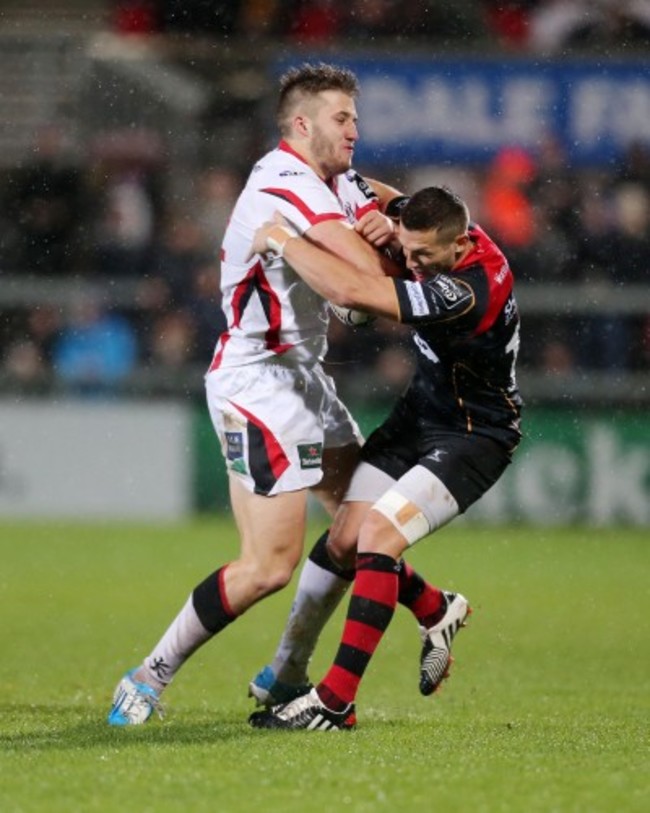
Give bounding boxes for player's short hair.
[401,186,470,242]
[277,63,359,136]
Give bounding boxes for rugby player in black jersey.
[248,185,522,730]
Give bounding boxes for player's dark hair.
[277,63,359,136]
[401,186,469,241]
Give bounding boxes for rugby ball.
[329,302,374,327]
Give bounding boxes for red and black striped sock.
[317,552,398,710]
[397,560,445,629]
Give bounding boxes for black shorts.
[360,399,512,513]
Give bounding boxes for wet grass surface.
[1,520,648,812]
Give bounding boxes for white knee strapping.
[372,491,431,546]
[372,467,460,546]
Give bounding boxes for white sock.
[270,559,351,685]
[138,595,212,691]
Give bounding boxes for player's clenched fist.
[354,209,395,247]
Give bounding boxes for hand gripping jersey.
[393,224,523,450]
[208,141,379,371]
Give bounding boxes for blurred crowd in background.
[111,0,650,53]
[1,123,648,401]
[0,0,648,402]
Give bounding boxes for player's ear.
[294,115,310,138]
[453,233,469,260]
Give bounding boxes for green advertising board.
[470,409,650,525]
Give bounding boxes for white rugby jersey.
[208,140,379,371]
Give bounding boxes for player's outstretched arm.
[251,222,400,321]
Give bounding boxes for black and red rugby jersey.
[392,223,522,450]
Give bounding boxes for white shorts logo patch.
[297,442,323,469]
[225,431,244,461]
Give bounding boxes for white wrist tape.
[266,224,298,257]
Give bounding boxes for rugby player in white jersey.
[108,64,466,726]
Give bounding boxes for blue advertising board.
[275,56,650,166]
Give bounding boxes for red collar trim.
[277,140,332,183]
[277,140,310,167]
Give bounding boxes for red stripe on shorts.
[230,400,290,482]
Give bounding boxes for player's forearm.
[265,225,399,318]
[310,218,402,279]
[270,225,368,303]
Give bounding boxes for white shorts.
[205,362,362,496]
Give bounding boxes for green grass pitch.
[1,519,648,812]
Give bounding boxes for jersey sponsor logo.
[504,294,517,325]
[346,170,377,201]
[495,262,509,284]
[297,442,323,469]
[225,431,244,461]
[432,275,472,309]
[404,280,431,317]
[279,170,306,177]
[413,332,440,364]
